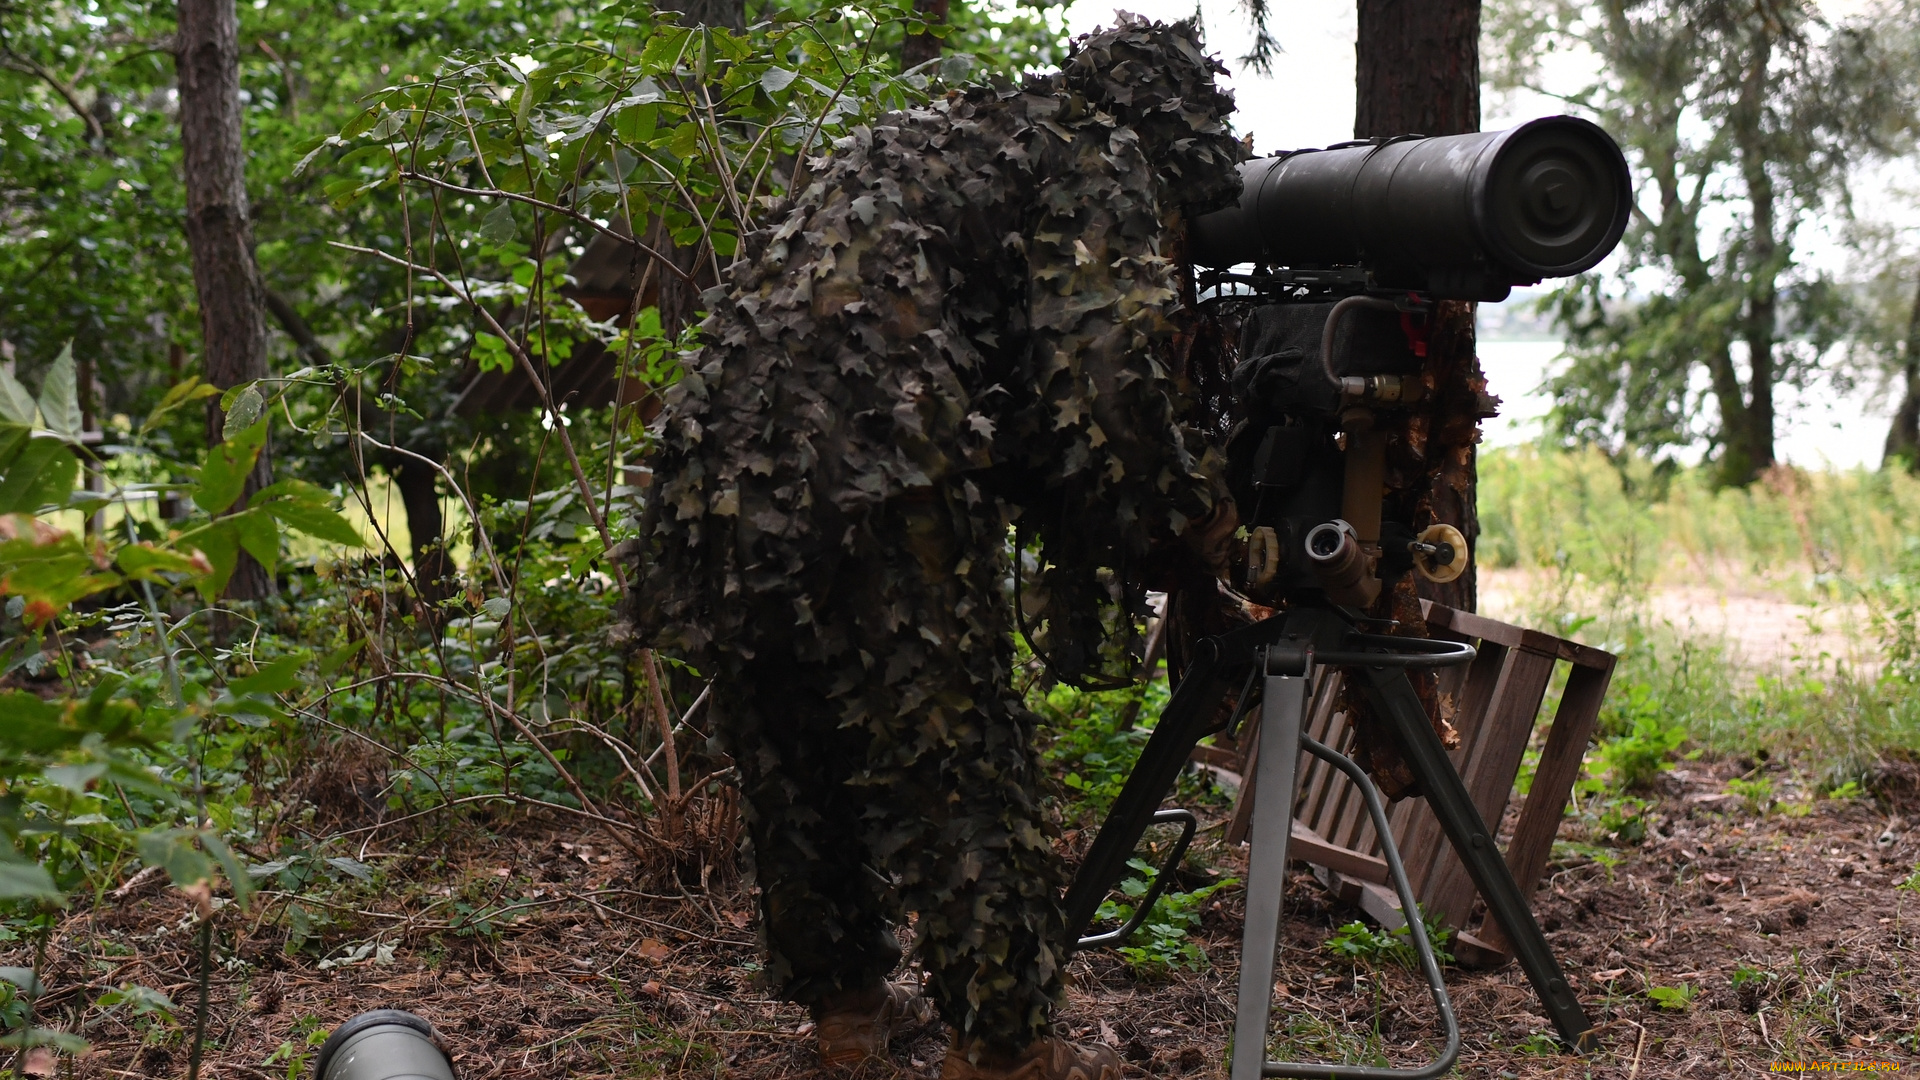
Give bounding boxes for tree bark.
[178,0,274,599]
[902,0,950,71]
[1729,29,1778,486]
[1883,274,1920,469]
[1354,0,1482,612]
[394,457,450,603]
[1354,0,1480,139]
[654,0,744,31]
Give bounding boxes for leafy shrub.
[1322,907,1455,970]
[1093,857,1237,975]
[1590,683,1689,790]
[1727,775,1775,814]
[1646,982,1696,1011]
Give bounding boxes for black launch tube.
[1190,115,1631,300]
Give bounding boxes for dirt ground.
[1478,568,1879,674]
[16,752,1918,1080]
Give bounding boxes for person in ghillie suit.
[619,17,1243,1078]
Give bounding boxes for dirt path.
[24,759,1918,1079]
[1479,568,1881,673]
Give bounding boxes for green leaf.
[0,368,35,426]
[0,436,78,514]
[0,966,44,998]
[263,500,366,548]
[325,856,373,882]
[193,417,267,514]
[233,506,279,578]
[229,652,309,696]
[0,862,62,903]
[0,423,28,472]
[317,638,368,677]
[96,984,175,1018]
[0,692,78,752]
[221,384,264,440]
[140,377,219,435]
[117,543,203,581]
[137,830,212,891]
[200,832,254,908]
[480,201,517,242]
[760,67,798,93]
[37,343,81,440]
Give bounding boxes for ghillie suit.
[620,17,1242,1055]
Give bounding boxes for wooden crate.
[1205,601,1615,967]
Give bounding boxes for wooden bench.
[1200,600,1616,967]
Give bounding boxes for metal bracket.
[1076,809,1199,950]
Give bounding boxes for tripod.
[1063,605,1596,1078]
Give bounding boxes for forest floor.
[23,751,1920,1080]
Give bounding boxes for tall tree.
[1354,0,1487,613]
[1487,0,1919,487]
[1881,275,1920,466]
[177,0,273,598]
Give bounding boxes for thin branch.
[1,50,105,143]
[330,240,627,590]
[396,171,697,285]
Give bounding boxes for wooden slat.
[1290,822,1388,884]
[1423,600,1613,670]
[1418,644,1558,927]
[1470,656,1613,955]
[1395,639,1510,902]
[1298,706,1350,831]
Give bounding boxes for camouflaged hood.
[1056,15,1243,213]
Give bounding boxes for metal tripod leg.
[1357,664,1597,1053]
[1232,663,1461,1080]
[1230,667,1305,1080]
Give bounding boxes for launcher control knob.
[1411,523,1468,583]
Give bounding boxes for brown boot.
[941,1036,1124,1080]
[813,980,933,1067]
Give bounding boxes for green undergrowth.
[1485,444,1920,805]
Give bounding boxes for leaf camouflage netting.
[617,16,1244,1052]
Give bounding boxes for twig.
[1625,1021,1647,1080]
[328,241,626,593]
[395,173,696,285]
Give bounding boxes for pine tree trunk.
[178,0,274,599]
[1884,275,1920,470]
[902,0,950,70]
[394,457,449,604]
[655,0,744,31]
[1355,0,1483,613]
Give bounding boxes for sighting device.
[1059,117,1629,1078]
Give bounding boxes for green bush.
[1093,857,1237,975]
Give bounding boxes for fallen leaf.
[1591,968,1628,982]
[637,938,671,961]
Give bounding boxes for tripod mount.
[1063,605,1596,1079]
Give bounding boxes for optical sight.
[1190,116,1631,301]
